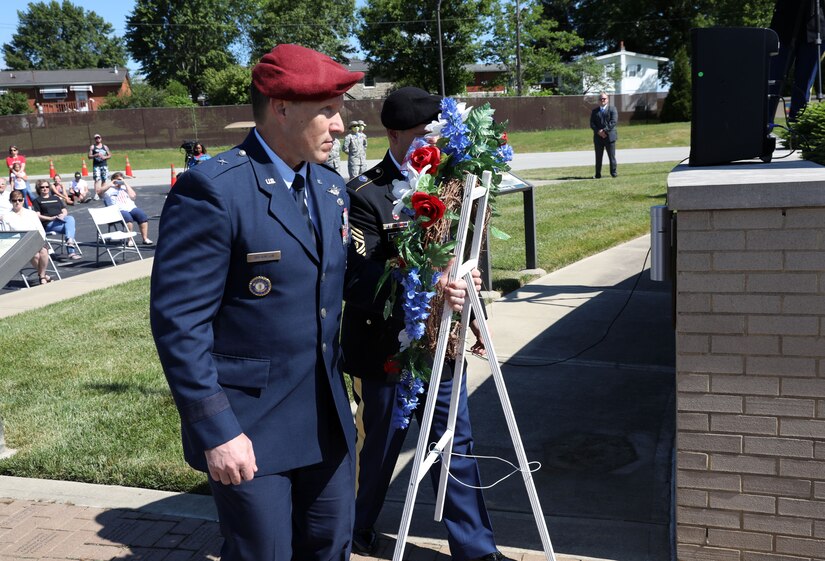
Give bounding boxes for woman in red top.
[6,145,26,174]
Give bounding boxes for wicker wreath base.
[423,176,492,358]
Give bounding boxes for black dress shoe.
[470,551,516,561]
[352,527,379,556]
[592,174,601,179]
[611,172,618,178]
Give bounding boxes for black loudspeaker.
[689,27,779,166]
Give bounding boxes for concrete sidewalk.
[0,234,674,560]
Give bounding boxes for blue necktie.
[292,174,315,240]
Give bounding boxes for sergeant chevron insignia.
[351,226,365,256]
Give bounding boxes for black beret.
[381,87,442,130]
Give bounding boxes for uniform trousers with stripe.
[352,368,497,561]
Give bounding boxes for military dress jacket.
[341,152,410,380]
[150,131,354,475]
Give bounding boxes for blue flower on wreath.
[440,98,472,163]
[398,267,436,341]
[393,369,425,429]
[496,144,514,164]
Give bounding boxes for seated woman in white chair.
[0,191,52,284]
[98,172,153,245]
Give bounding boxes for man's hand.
[440,259,483,312]
[204,433,258,485]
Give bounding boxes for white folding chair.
[20,247,62,288]
[88,206,143,266]
[45,229,82,256]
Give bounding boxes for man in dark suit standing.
[590,92,618,178]
[149,44,363,561]
[768,0,825,122]
[342,87,513,561]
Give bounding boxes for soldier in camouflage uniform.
[342,120,367,179]
[325,137,342,175]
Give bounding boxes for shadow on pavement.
[376,267,676,561]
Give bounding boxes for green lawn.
[21,122,691,177]
[0,160,676,492]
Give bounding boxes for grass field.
[20,122,691,177]
[0,159,676,492]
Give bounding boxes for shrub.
[793,101,825,165]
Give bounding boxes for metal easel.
[392,170,556,561]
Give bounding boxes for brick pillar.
[668,161,825,561]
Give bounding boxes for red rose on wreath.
[383,357,401,376]
[408,145,441,175]
[499,132,509,146]
[411,192,446,228]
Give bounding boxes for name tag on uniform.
[247,250,281,263]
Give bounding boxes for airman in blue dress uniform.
[150,44,363,561]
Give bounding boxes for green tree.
[202,65,252,106]
[3,1,127,70]
[357,0,494,95]
[659,46,691,122]
[0,92,33,116]
[561,0,775,81]
[99,81,195,109]
[482,0,583,94]
[125,0,237,102]
[237,0,357,63]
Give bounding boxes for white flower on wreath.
[390,163,430,219]
[397,329,412,351]
[426,102,472,137]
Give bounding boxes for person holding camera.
[99,172,153,245]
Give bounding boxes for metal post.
[523,188,537,269]
[437,0,446,97]
[515,0,523,96]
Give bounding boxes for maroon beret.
[252,44,364,101]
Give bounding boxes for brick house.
[0,67,131,113]
[345,59,509,98]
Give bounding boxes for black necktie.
[291,174,315,239]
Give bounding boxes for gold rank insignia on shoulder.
[249,276,272,297]
[351,226,365,256]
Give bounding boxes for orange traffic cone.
[49,160,56,179]
[125,155,134,178]
[170,164,177,188]
[81,159,89,177]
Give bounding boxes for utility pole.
[515,0,523,96]
[437,0,446,96]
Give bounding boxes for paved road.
[2,146,689,293]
